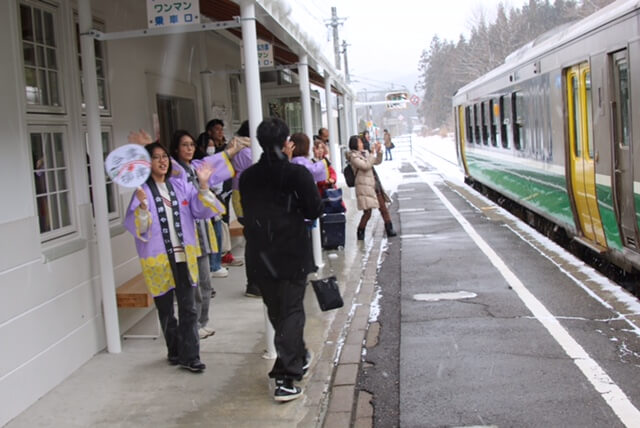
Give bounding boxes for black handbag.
[310,276,343,311]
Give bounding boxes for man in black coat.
[239,117,323,402]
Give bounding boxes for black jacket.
[239,151,323,281]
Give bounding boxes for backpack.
[343,163,357,187]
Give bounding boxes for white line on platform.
[409,160,640,427]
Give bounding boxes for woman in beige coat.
[346,135,396,240]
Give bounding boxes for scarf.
[147,178,184,281]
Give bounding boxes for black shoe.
[385,222,397,237]
[245,284,261,297]
[357,228,365,240]
[180,359,206,373]
[274,379,303,402]
[302,349,313,377]
[167,355,179,366]
[210,288,217,298]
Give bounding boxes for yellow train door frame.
[566,63,608,248]
[457,105,469,175]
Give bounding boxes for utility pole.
[325,7,346,70]
[342,40,350,83]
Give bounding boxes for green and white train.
[453,0,640,273]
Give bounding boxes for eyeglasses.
[151,154,169,161]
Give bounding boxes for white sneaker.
[210,267,229,278]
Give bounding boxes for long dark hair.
[348,135,361,151]
[194,132,210,160]
[169,129,196,163]
[145,142,172,181]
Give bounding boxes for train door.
[610,50,639,249]
[566,63,607,248]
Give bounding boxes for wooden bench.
[229,219,244,237]
[116,274,158,339]
[116,273,153,308]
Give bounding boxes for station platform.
[6,190,386,428]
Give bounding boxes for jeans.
[258,277,307,381]
[194,255,212,328]
[153,262,199,363]
[385,147,392,160]
[209,219,223,272]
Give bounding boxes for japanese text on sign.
[147,0,200,28]
[257,40,273,68]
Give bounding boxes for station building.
[0,0,355,424]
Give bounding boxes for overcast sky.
[290,0,529,94]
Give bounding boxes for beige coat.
[347,149,383,210]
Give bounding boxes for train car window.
[481,102,489,145]
[465,106,473,144]
[474,104,480,144]
[511,92,523,150]
[490,99,498,146]
[584,71,594,159]
[570,74,582,157]
[615,58,630,147]
[500,95,509,148]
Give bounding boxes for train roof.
[454,0,640,98]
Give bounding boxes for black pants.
[153,262,200,363]
[258,278,307,380]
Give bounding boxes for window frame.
[19,0,66,115]
[29,123,76,241]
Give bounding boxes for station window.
[20,1,64,113]
[30,126,73,239]
[75,20,110,113]
[229,75,241,125]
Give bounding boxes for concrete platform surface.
[6,193,385,428]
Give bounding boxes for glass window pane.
[57,170,67,190]
[24,66,37,88]
[49,71,59,106]
[44,133,54,168]
[36,196,50,233]
[20,5,34,42]
[43,11,55,47]
[618,62,630,147]
[46,48,57,70]
[49,194,60,230]
[59,191,71,227]
[38,69,49,105]
[23,43,35,66]
[47,170,56,192]
[585,71,594,158]
[36,46,44,68]
[94,39,103,58]
[572,75,581,157]
[106,183,116,213]
[34,8,43,44]
[54,133,65,166]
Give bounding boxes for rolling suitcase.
[320,212,346,249]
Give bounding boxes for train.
[452,0,640,274]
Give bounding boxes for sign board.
[385,91,409,110]
[410,94,420,106]
[147,0,200,28]
[257,39,274,68]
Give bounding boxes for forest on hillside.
[416,0,615,129]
